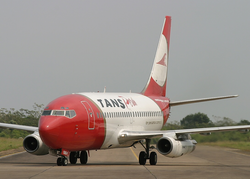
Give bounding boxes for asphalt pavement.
[0,144,250,179]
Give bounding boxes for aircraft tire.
[149,152,157,165]
[57,157,62,166]
[139,151,146,165]
[62,158,68,166]
[70,152,77,164]
[80,150,88,164]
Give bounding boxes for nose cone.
[39,116,61,149]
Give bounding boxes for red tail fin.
[142,16,171,97]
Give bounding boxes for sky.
[0,1,250,123]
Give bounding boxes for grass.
[0,137,250,154]
[0,137,23,152]
[200,141,250,152]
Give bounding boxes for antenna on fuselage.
[104,86,106,93]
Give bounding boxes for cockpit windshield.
[42,110,76,119]
[42,110,52,116]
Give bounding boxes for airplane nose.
[39,116,61,149]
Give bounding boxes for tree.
[213,117,236,126]
[238,119,250,125]
[180,112,213,129]
[0,103,44,138]
[162,121,182,130]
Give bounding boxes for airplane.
[1,16,250,166]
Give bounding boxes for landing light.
[121,134,127,138]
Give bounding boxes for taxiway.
[0,145,250,179]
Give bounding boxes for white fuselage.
[78,93,165,149]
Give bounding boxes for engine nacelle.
[156,136,196,158]
[23,132,49,155]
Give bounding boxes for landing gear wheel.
[80,150,88,164]
[149,152,157,165]
[62,157,68,166]
[70,152,77,164]
[57,157,62,166]
[138,139,158,166]
[139,151,147,165]
[57,157,68,166]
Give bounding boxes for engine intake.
[23,132,49,155]
[156,136,196,158]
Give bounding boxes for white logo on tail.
[151,34,168,87]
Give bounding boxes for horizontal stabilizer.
[170,95,238,107]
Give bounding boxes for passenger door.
[81,101,95,130]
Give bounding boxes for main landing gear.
[56,150,88,166]
[138,139,157,165]
[69,150,88,165]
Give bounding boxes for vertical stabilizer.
[142,16,171,97]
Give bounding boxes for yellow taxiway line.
[130,147,139,161]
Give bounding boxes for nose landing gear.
[57,157,68,166]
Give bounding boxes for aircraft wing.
[0,122,38,132]
[118,125,250,143]
[170,95,238,106]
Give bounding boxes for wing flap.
[118,131,163,143]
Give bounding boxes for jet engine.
[156,136,196,158]
[23,132,49,155]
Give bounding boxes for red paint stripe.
[162,16,171,52]
[143,77,167,97]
